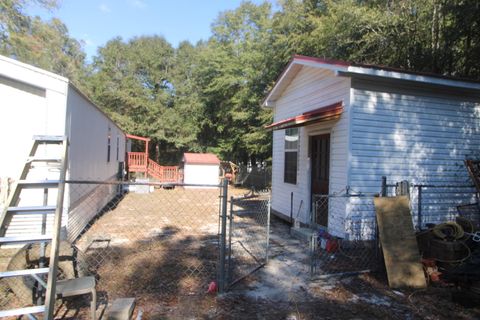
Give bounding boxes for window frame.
[284,127,299,184]
[107,127,111,163]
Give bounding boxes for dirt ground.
[105,215,480,320]
[2,186,480,319]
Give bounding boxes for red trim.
[293,54,480,84]
[126,134,150,142]
[293,54,351,67]
[265,102,343,130]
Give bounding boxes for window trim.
[284,128,299,184]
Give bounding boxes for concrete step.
[289,227,316,242]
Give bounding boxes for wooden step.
[0,267,49,278]
[17,180,60,188]
[0,235,52,245]
[7,206,56,214]
[27,157,62,163]
[0,305,45,317]
[107,298,136,320]
[33,135,64,143]
[57,276,96,297]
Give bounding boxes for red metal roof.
[183,153,221,165]
[265,102,343,131]
[292,54,480,84]
[263,54,480,108]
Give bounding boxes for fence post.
[227,196,234,286]
[417,185,422,230]
[381,176,387,197]
[218,179,229,293]
[266,196,271,264]
[310,233,318,278]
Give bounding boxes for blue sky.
[27,0,268,61]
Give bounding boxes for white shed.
[0,55,127,241]
[182,153,220,186]
[263,55,480,239]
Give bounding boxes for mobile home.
[0,55,126,241]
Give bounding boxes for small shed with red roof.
[263,54,480,239]
[182,153,221,186]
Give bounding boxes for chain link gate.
[0,179,228,318]
[310,193,381,278]
[221,191,271,290]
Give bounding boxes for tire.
[5,241,89,304]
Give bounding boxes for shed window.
[284,128,299,184]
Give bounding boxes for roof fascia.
[342,66,480,91]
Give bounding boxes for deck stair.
[0,136,93,319]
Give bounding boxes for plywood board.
[374,196,427,289]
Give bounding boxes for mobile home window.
[107,127,111,162]
[116,136,120,161]
[284,128,299,184]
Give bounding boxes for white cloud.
[128,0,146,9]
[99,3,111,13]
[82,36,95,47]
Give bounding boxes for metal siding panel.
[349,84,480,222]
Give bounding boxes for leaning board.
[374,196,427,288]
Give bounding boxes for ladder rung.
[18,180,60,188]
[0,268,49,278]
[0,235,52,245]
[27,157,62,163]
[33,135,65,143]
[8,206,56,214]
[0,305,45,317]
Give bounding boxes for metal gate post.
[266,196,271,263]
[226,196,234,286]
[417,185,422,230]
[218,179,228,293]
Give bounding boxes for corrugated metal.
[265,102,343,130]
[183,153,221,165]
[67,182,117,242]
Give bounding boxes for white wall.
[270,66,351,235]
[65,85,126,241]
[184,164,220,186]
[348,78,480,233]
[0,56,69,238]
[0,68,67,180]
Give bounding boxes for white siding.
[0,72,67,180]
[65,86,126,241]
[0,59,69,239]
[0,55,127,241]
[349,79,480,229]
[183,164,220,187]
[270,67,350,236]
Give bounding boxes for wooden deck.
[127,152,180,182]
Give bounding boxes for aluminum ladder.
[0,136,68,319]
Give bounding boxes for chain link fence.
[234,165,271,191]
[387,183,478,229]
[225,191,270,289]
[0,180,230,317]
[310,193,380,278]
